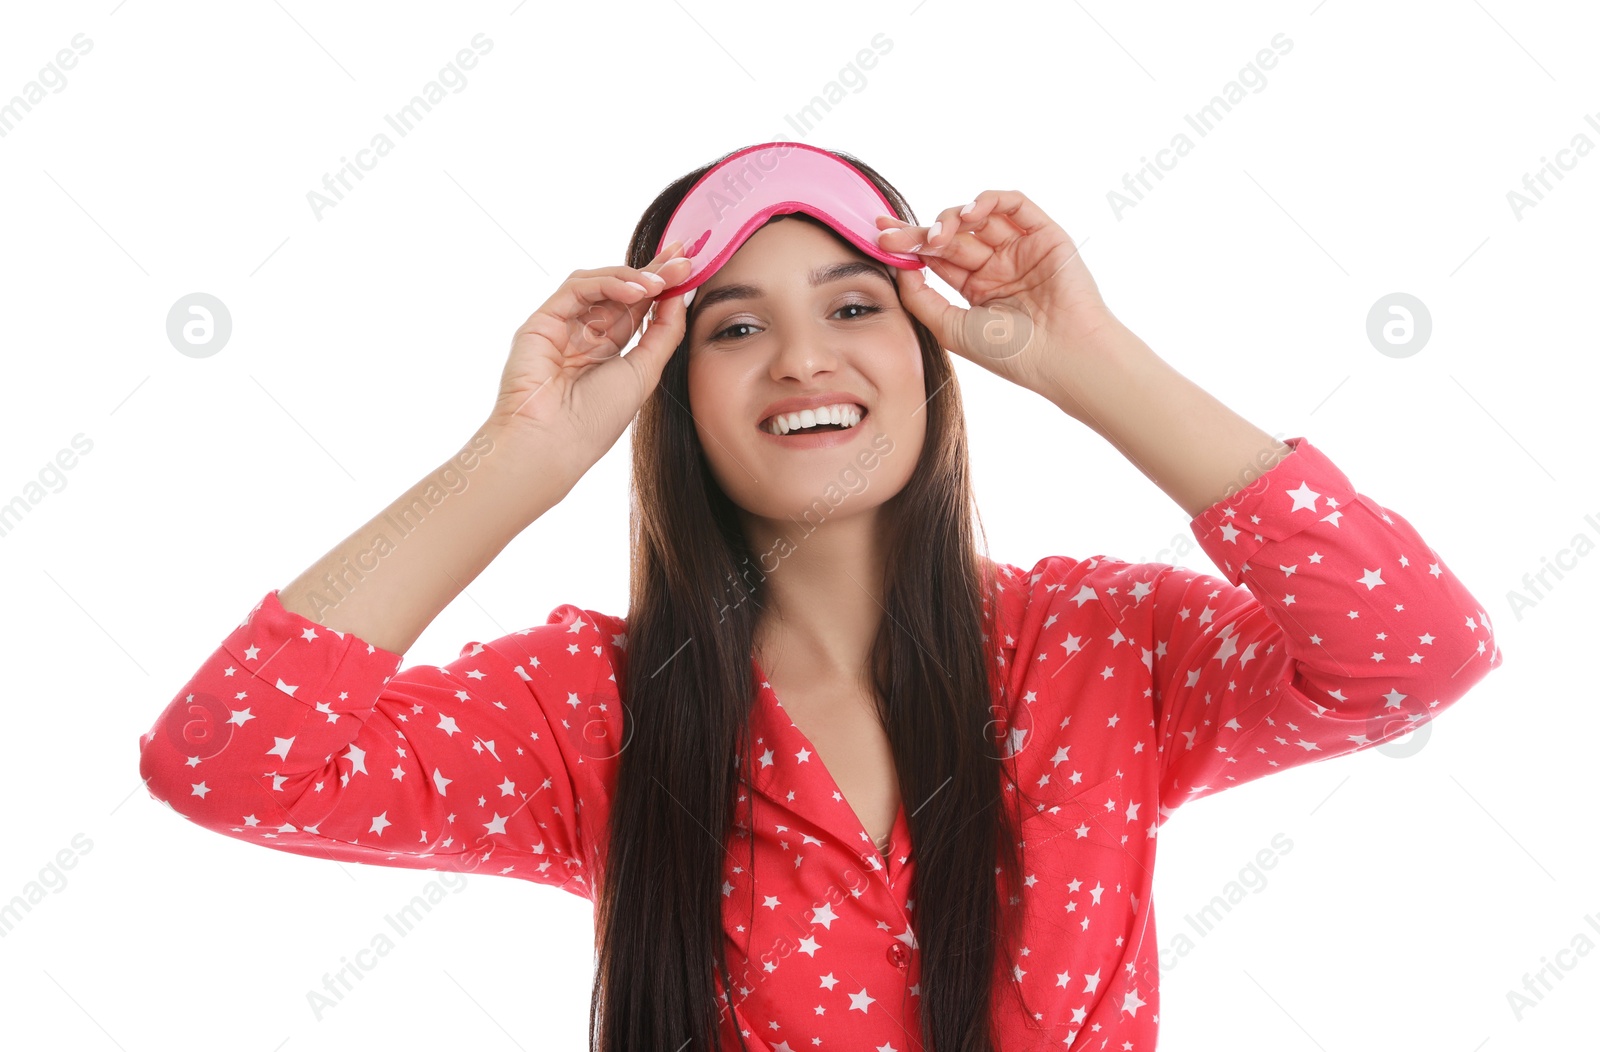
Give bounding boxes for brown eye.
[711,321,760,342]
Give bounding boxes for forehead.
[706,216,875,286]
[689,218,891,320]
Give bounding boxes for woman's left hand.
[876,191,1118,401]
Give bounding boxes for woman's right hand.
[485,241,693,478]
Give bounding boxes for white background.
[1,0,1594,1048]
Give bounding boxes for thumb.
[895,266,969,358]
[623,292,687,391]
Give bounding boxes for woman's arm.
[135,421,618,889]
[277,421,582,656]
[1035,319,1294,520]
[878,191,1293,516]
[1007,436,1501,823]
[136,585,626,895]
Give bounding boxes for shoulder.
[452,603,633,806]
[489,602,627,647]
[459,602,631,699]
[987,551,1171,629]
[985,552,1181,679]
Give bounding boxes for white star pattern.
[136,437,1499,1050]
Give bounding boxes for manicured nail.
[927,220,941,240]
[624,281,648,293]
[642,270,666,285]
[960,200,976,217]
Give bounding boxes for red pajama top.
[137,435,1501,1051]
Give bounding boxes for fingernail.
[960,200,976,217]
[624,281,648,293]
[927,220,941,241]
[642,270,666,285]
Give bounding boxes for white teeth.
[763,403,863,435]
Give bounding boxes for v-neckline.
[751,654,910,884]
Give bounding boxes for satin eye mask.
[654,141,925,301]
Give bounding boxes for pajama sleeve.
[1045,435,1502,824]
[137,589,626,898]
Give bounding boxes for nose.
[768,320,841,384]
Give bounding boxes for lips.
[760,406,869,439]
[756,409,870,447]
[759,403,867,433]
[757,391,871,431]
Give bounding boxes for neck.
[745,507,888,684]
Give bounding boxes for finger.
[542,274,640,334]
[952,192,1028,249]
[874,221,924,253]
[564,256,695,357]
[512,248,690,361]
[892,265,969,358]
[651,238,686,265]
[874,223,977,302]
[878,216,993,273]
[622,292,686,391]
[552,256,693,320]
[880,191,1040,260]
[563,276,658,361]
[917,251,978,303]
[621,250,691,334]
[639,239,687,283]
[919,204,1000,271]
[573,240,684,282]
[962,189,1058,239]
[620,253,693,340]
[876,207,1010,250]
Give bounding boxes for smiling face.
[685,215,927,528]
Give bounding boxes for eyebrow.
[692,259,895,319]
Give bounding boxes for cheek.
[686,355,721,428]
[898,342,930,447]
[894,337,926,402]
[686,353,707,409]
[687,355,744,448]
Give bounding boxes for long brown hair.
[591,144,1033,1051]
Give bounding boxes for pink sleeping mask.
[654,141,925,301]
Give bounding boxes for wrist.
[1035,318,1147,425]
[469,418,585,510]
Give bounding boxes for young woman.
[138,141,1501,1051]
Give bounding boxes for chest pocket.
[999,771,1143,1036]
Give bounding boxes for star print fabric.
[135,591,611,895]
[979,434,1501,1048]
[137,435,1500,1051]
